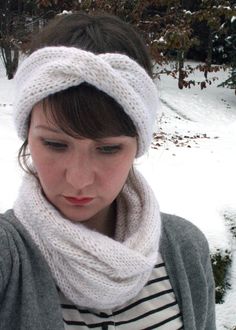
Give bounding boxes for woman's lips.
[64,196,94,206]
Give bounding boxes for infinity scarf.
[14,169,161,310]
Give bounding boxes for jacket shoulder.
[0,211,18,295]
[160,212,210,254]
[0,210,25,251]
[0,210,41,274]
[0,210,64,330]
[160,213,216,329]
[0,210,39,291]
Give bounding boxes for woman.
[0,12,215,329]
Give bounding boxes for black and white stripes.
[59,258,183,329]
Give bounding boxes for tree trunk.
[204,30,213,79]
[177,50,185,89]
[1,44,19,79]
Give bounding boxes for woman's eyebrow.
[34,125,62,133]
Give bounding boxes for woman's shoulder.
[160,212,210,253]
[0,210,18,249]
[0,210,64,330]
[160,212,213,289]
[0,209,26,244]
[0,210,22,292]
[160,213,216,330]
[0,209,54,290]
[0,210,38,268]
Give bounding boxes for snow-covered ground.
[0,60,235,329]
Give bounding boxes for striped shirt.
[59,256,184,329]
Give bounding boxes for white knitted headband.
[14,46,159,157]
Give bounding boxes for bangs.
[43,83,137,139]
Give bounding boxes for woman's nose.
[65,153,95,190]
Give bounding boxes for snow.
[57,10,73,16]
[0,60,236,328]
[183,10,192,15]
[214,6,232,10]
[156,37,166,44]
[138,64,236,260]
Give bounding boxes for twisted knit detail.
[13,169,161,310]
[14,47,160,157]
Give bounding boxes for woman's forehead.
[31,103,60,128]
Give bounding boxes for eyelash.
[42,140,67,150]
[42,140,121,154]
[97,145,121,154]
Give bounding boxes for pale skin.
[28,103,137,237]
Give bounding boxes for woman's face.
[28,103,137,225]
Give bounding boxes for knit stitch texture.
[13,169,161,309]
[14,47,160,157]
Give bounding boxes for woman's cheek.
[32,151,61,177]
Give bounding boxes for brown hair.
[18,12,153,174]
[30,12,152,76]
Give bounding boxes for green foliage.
[211,250,232,303]
[212,209,236,305]
[219,67,236,90]
[218,18,236,91]
[223,209,236,238]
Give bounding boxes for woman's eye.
[97,145,121,154]
[42,140,68,151]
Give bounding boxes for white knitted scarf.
[13,169,161,310]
